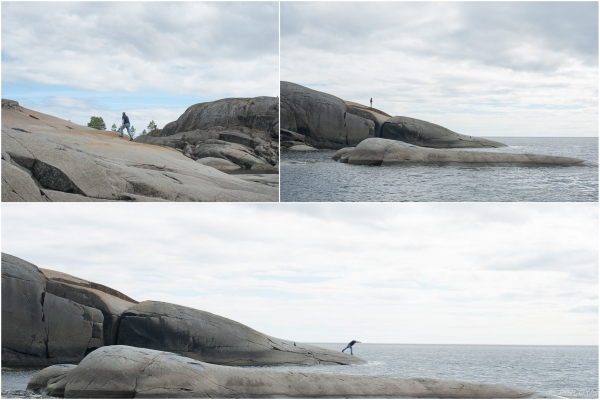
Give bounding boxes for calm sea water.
[4,344,596,398]
[280,137,599,202]
[255,344,599,399]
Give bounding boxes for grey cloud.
[282,2,597,72]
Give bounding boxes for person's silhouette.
[342,340,361,355]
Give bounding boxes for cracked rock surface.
[1,253,137,366]
[332,138,585,167]
[118,301,363,366]
[135,96,279,173]
[28,346,555,399]
[281,81,506,149]
[1,99,277,202]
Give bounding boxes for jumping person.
[341,340,361,355]
[370,98,372,108]
[120,112,133,141]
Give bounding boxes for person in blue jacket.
[342,340,361,355]
[120,112,133,141]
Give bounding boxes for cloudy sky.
[1,2,278,131]
[2,203,597,346]
[281,2,598,137]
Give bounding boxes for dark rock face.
[281,81,505,149]
[381,116,506,148]
[137,96,279,171]
[118,301,362,366]
[2,253,363,368]
[29,346,550,399]
[1,253,137,366]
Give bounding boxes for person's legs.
[350,345,353,355]
[125,123,133,140]
[341,345,350,353]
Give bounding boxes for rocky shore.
[1,253,361,367]
[27,346,558,398]
[1,99,277,202]
[280,81,505,150]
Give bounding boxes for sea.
[2,344,597,398]
[280,137,599,202]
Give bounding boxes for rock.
[3,253,365,368]
[41,269,137,346]
[1,253,107,366]
[27,364,75,392]
[228,173,279,186]
[193,140,276,172]
[1,103,278,201]
[2,99,19,109]
[138,97,279,172]
[196,157,241,172]
[1,253,48,365]
[161,97,279,137]
[281,81,506,149]
[339,138,585,167]
[382,116,506,148]
[117,301,363,366]
[281,81,374,148]
[30,346,555,399]
[287,144,317,151]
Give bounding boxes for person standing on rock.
[370,98,372,108]
[120,112,133,141]
[342,340,361,355]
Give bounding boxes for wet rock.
[117,301,363,366]
[339,138,585,167]
[30,346,553,399]
[27,364,75,392]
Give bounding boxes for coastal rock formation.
[136,97,279,172]
[1,253,136,366]
[29,346,555,398]
[1,99,278,202]
[117,301,362,366]
[280,82,505,149]
[2,253,361,367]
[332,138,585,167]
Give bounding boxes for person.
[370,98,372,108]
[341,340,361,355]
[120,112,133,141]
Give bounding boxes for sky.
[1,2,279,131]
[281,2,599,137]
[2,203,597,346]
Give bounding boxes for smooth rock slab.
[117,301,363,366]
[29,346,557,398]
[335,138,585,167]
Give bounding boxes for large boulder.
[1,102,278,202]
[148,97,280,171]
[160,97,278,137]
[1,254,108,366]
[281,81,506,149]
[334,138,585,167]
[1,253,137,366]
[117,301,362,366]
[29,346,554,398]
